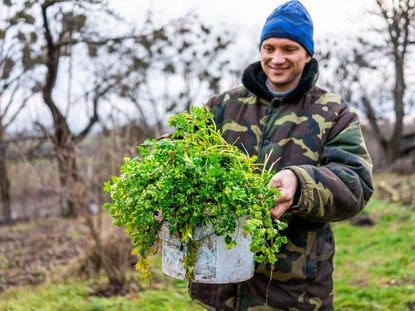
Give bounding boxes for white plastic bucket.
[161,217,254,283]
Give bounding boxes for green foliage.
[104,106,288,280]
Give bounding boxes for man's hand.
[268,169,299,219]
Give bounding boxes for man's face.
[260,37,311,92]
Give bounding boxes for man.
[190,1,373,310]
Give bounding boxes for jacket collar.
[241,58,319,104]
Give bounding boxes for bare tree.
[25,0,186,217]
[33,1,235,216]
[319,0,415,166]
[0,0,38,223]
[37,1,105,217]
[376,0,415,163]
[102,14,234,137]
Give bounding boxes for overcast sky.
[112,0,377,48]
[10,1,384,132]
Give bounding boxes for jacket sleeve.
[286,107,374,222]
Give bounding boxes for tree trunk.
[41,4,83,217]
[387,54,406,164]
[54,137,83,217]
[0,141,12,224]
[0,122,12,224]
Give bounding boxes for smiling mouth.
[270,67,289,74]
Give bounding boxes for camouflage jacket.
[190,59,374,311]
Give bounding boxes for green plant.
[104,106,288,281]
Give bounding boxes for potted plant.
[104,106,288,282]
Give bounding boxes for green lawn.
[332,198,415,311]
[0,274,202,311]
[0,198,414,310]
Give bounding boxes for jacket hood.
[241,58,319,104]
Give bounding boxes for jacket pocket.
[315,225,335,279]
[305,230,318,280]
[303,226,336,281]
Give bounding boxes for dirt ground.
[375,172,415,207]
[0,217,91,293]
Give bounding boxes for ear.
[306,53,312,63]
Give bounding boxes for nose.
[270,50,285,64]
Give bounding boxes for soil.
[0,217,91,293]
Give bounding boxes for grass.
[0,252,203,311]
[0,198,414,310]
[0,276,203,311]
[0,282,200,310]
[332,198,415,310]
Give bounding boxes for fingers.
[269,195,291,219]
[267,174,282,189]
[269,203,291,219]
[268,170,298,199]
[273,188,293,204]
[269,206,284,219]
[267,170,299,219]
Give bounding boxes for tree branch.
[361,95,387,149]
[41,2,55,51]
[41,1,71,140]
[34,120,54,143]
[56,34,142,49]
[127,93,149,128]
[74,77,123,142]
[1,80,21,118]
[401,0,413,55]
[4,94,31,130]
[74,96,99,143]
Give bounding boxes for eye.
[262,45,273,53]
[285,46,300,53]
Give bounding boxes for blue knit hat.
[259,0,314,55]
